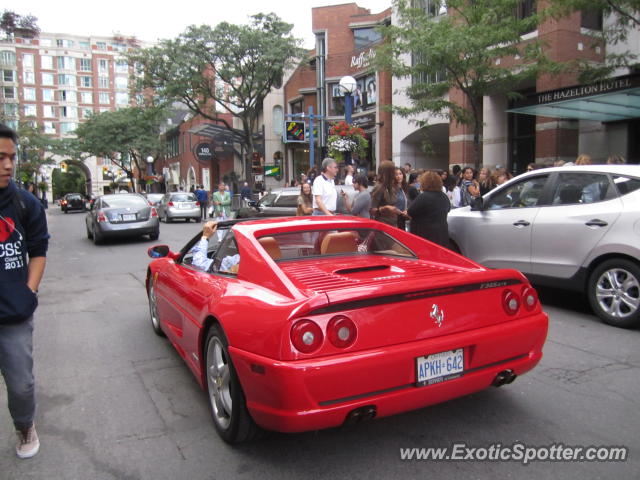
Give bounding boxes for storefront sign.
[536,77,634,104]
[195,143,214,163]
[351,48,376,70]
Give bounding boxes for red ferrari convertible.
[146,216,548,443]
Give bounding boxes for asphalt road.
[1,208,638,480]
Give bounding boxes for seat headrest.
[320,232,358,255]
[258,236,281,260]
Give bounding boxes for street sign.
[195,143,214,163]
[264,166,281,177]
[284,121,306,143]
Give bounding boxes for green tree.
[0,10,40,38]
[377,0,562,169]
[130,13,305,180]
[74,106,166,189]
[547,1,640,81]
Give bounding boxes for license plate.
[179,204,190,209]
[416,349,464,386]
[122,214,136,221]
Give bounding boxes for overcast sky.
[13,0,392,48]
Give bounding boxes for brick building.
[393,2,640,174]
[280,3,392,181]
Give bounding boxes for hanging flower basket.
[327,121,369,163]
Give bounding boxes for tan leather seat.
[258,236,281,260]
[320,232,358,255]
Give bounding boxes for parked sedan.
[60,193,86,213]
[146,216,548,443]
[86,193,159,244]
[236,185,359,218]
[448,165,640,328]
[157,192,201,222]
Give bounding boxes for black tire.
[147,281,165,337]
[93,225,103,245]
[204,325,262,444]
[588,258,640,328]
[149,231,159,241]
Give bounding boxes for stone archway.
[64,159,93,195]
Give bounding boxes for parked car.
[86,193,159,244]
[145,193,164,208]
[157,192,201,222]
[146,216,548,443]
[60,193,86,213]
[236,185,360,218]
[448,164,640,328]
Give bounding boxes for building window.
[24,104,37,117]
[415,0,447,17]
[41,73,54,85]
[115,60,128,73]
[57,56,75,70]
[79,41,90,49]
[43,105,56,117]
[581,9,603,30]
[79,58,92,71]
[115,76,128,89]
[57,74,76,86]
[96,41,107,50]
[59,90,77,102]
[56,39,75,48]
[99,107,110,113]
[112,43,127,52]
[3,87,16,99]
[353,28,382,51]
[273,106,283,135]
[60,122,77,134]
[24,71,35,84]
[81,91,93,103]
[411,51,446,86]
[80,75,92,87]
[41,55,53,70]
[4,103,18,116]
[1,51,16,65]
[42,89,54,101]
[290,99,303,114]
[98,76,109,88]
[40,38,52,47]
[3,69,16,82]
[115,92,129,104]
[22,54,34,68]
[23,87,36,101]
[43,121,55,134]
[61,106,77,118]
[99,92,110,104]
[98,59,109,73]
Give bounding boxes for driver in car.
[191,221,240,273]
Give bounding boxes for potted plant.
[327,121,369,163]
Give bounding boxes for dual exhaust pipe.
[492,369,517,387]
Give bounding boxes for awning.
[188,122,263,157]
[507,74,640,122]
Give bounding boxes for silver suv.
[448,165,640,328]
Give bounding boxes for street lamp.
[339,75,358,124]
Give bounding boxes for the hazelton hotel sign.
[508,74,640,122]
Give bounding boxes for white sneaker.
[16,424,40,459]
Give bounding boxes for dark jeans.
[200,202,209,219]
[0,317,35,430]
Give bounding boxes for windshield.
[101,196,149,208]
[258,228,415,260]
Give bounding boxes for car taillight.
[62,200,67,205]
[167,201,174,207]
[195,201,200,206]
[97,211,107,223]
[151,207,158,218]
[290,320,323,353]
[327,315,357,348]
[521,286,538,311]
[502,289,520,315]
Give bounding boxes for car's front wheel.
[147,281,165,337]
[205,325,261,444]
[588,258,640,328]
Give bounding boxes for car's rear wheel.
[205,325,261,443]
[147,281,165,337]
[93,225,103,245]
[588,259,640,328]
[149,230,159,241]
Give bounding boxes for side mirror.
[470,196,484,211]
[148,245,170,258]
